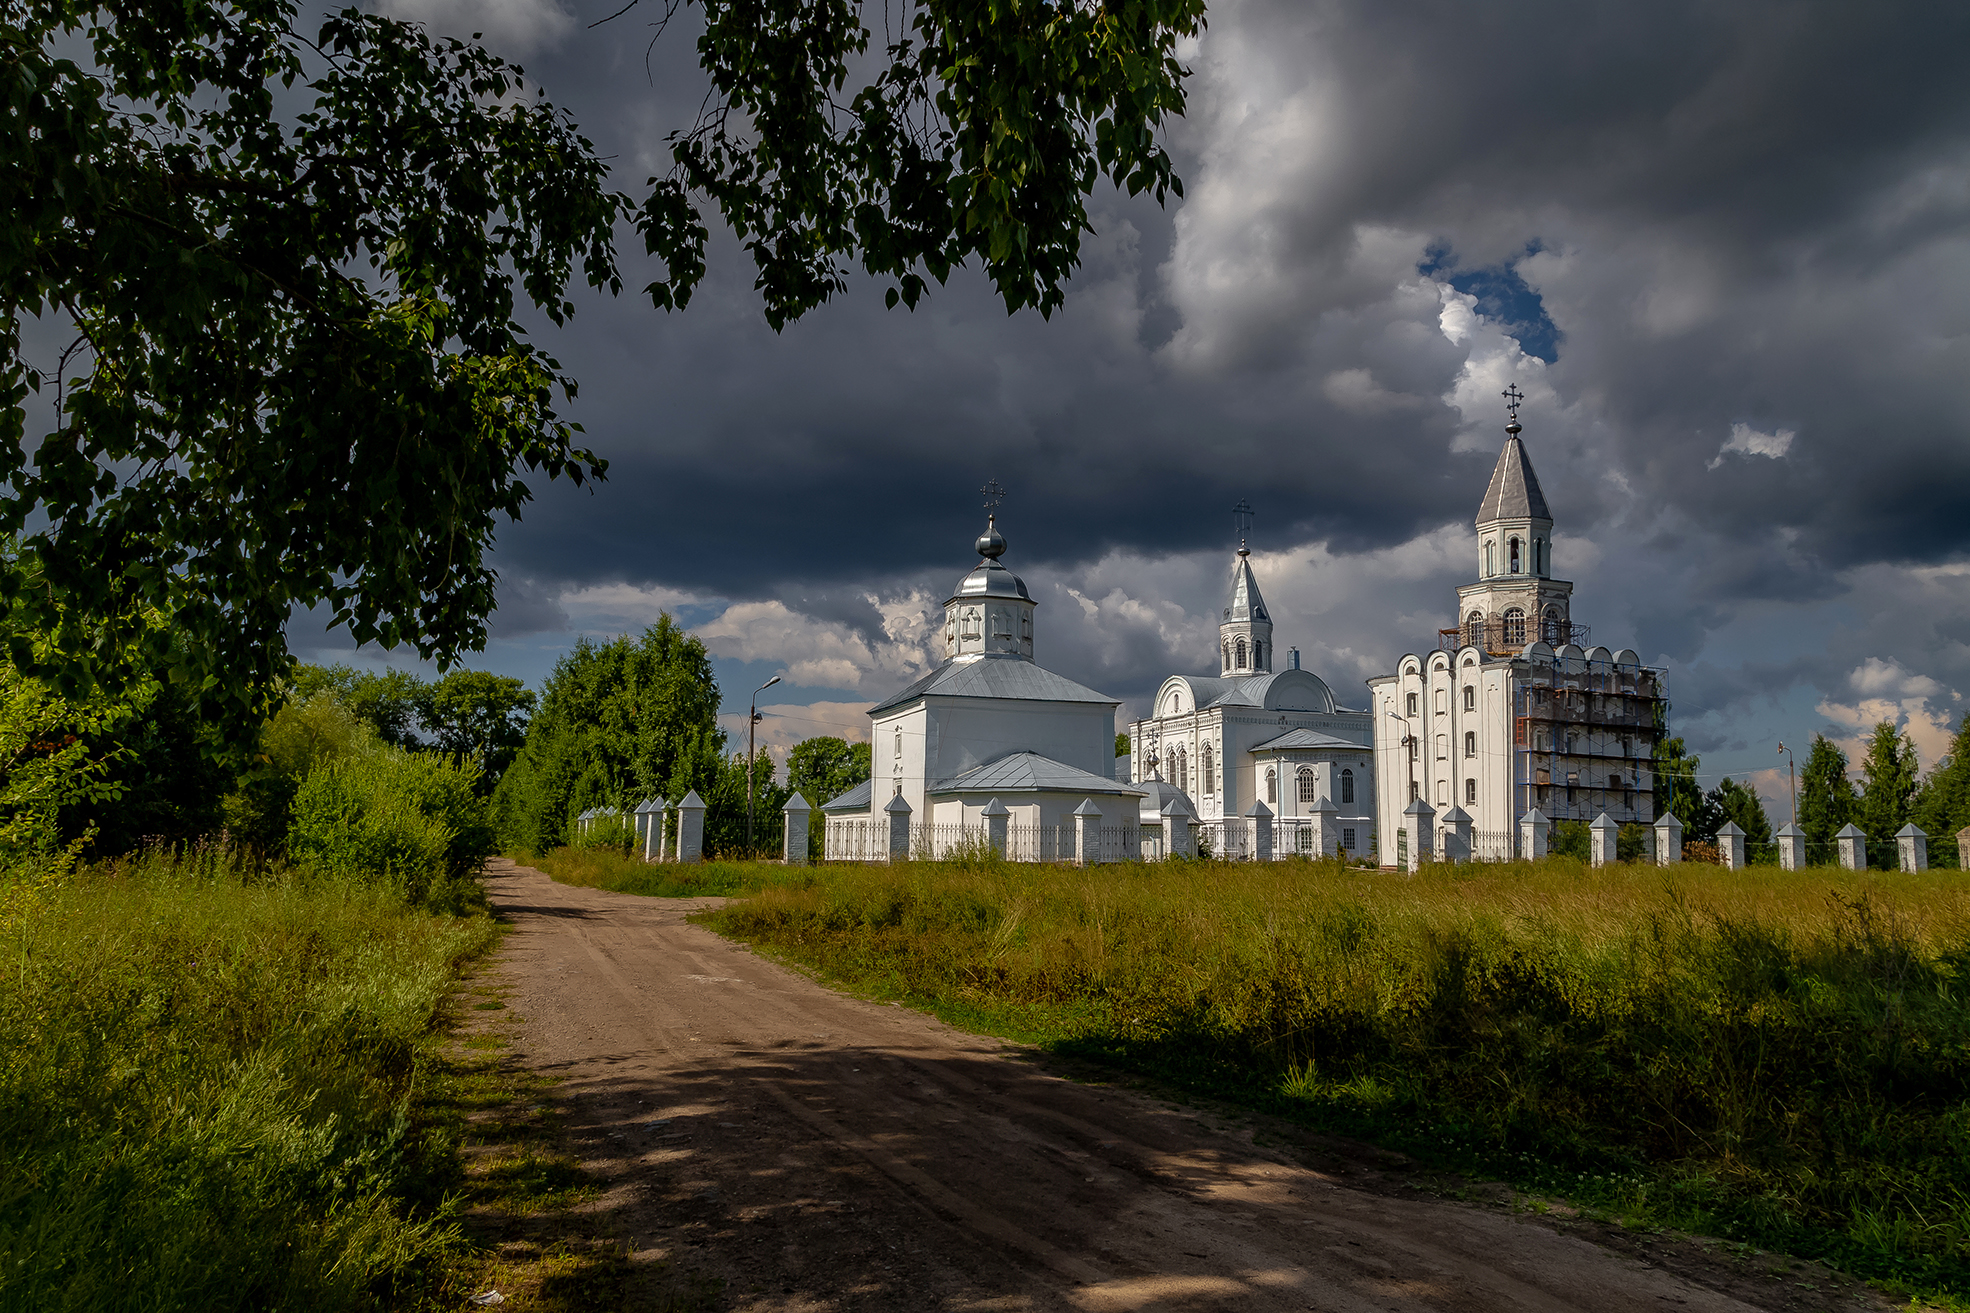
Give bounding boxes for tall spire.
[1219,500,1272,675]
[1476,387,1551,525]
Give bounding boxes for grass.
[692,853,1970,1305]
[0,843,498,1312]
[511,845,787,899]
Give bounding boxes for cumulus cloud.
[1816,656,1962,766]
[1707,423,1797,469]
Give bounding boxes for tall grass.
[0,845,497,1312]
[708,856,1970,1297]
[514,846,790,899]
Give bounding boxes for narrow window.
[1510,537,1521,573]
[1201,745,1215,795]
[1503,608,1526,646]
[1467,611,1484,647]
[1543,607,1564,645]
[1409,780,1419,802]
[1466,778,1477,805]
[1464,731,1476,758]
[1222,641,1230,670]
[1253,641,1264,669]
[1406,692,1418,716]
[1435,689,1446,713]
[894,729,902,757]
[1169,693,1180,716]
[1342,827,1356,851]
[1235,639,1248,670]
[1266,768,1277,803]
[1436,734,1448,760]
[1298,767,1317,802]
[1484,541,1495,576]
[1340,768,1354,804]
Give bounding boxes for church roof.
[1224,552,1270,623]
[947,513,1033,603]
[1172,669,1338,714]
[819,779,873,813]
[1249,727,1362,752]
[930,751,1145,798]
[1476,435,1552,524]
[867,653,1120,716]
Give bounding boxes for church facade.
[1367,401,1666,865]
[1125,544,1376,856]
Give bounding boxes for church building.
[820,513,1141,842]
[1367,393,1666,865]
[1125,534,1376,856]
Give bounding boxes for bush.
[568,811,636,855]
[288,751,492,908]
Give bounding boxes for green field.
[689,853,1970,1303]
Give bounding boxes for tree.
[1911,713,1970,862]
[1706,777,1772,848]
[1653,737,1707,831]
[491,617,721,852]
[1798,733,1856,853]
[786,736,873,808]
[1116,732,1131,758]
[5,0,1202,726]
[1857,720,1919,845]
[417,669,535,790]
[293,664,428,749]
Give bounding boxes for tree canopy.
[785,735,873,808]
[3,0,1204,726]
[1857,720,1919,844]
[1798,733,1855,851]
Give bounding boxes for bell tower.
[1219,500,1273,675]
[1455,387,1574,652]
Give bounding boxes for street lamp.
[1777,741,1796,827]
[1385,709,1417,805]
[748,675,781,856]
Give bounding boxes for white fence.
[822,819,1154,863]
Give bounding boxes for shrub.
[288,751,491,907]
[568,811,635,855]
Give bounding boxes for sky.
[293,0,1970,806]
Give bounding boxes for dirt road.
[480,858,1887,1313]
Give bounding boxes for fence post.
[1836,823,1866,870]
[1775,822,1805,871]
[1402,798,1435,870]
[1898,823,1929,872]
[1959,825,1970,872]
[885,793,912,863]
[1441,804,1474,864]
[1653,811,1682,865]
[1589,811,1618,867]
[676,790,706,863]
[1245,799,1273,862]
[1162,797,1195,858]
[1308,794,1339,859]
[982,797,1010,858]
[1520,807,1550,861]
[1717,820,1745,870]
[633,799,654,861]
[781,793,811,865]
[1073,799,1103,866]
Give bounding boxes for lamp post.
[747,675,781,856]
[1777,740,1797,827]
[1386,709,1417,805]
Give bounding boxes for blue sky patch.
[1419,244,1561,363]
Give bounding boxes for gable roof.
[930,751,1145,798]
[819,779,873,813]
[1476,435,1552,524]
[867,654,1119,717]
[1248,727,1364,752]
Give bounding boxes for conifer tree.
[1798,733,1856,850]
[1706,777,1772,846]
[1857,721,1919,844]
[1911,713,1970,856]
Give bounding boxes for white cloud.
[695,596,936,694]
[1707,422,1797,469]
[1815,656,1961,767]
[718,699,873,774]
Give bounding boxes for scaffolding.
[1438,617,1591,657]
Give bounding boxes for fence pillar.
[1441,804,1474,864]
[1520,807,1551,861]
[1653,811,1682,866]
[1898,823,1929,873]
[982,797,1010,858]
[1401,798,1436,870]
[1775,822,1805,871]
[1958,825,1970,872]
[1589,811,1619,867]
[1307,794,1339,859]
[884,793,912,863]
[1246,799,1273,862]
[1836,823,1866,870]
[781,793,811,865]
[1073,799,1103,866]
[676,790,706,863]
[1162,797,1195,858]
[633,799,655,861]
[1717,820,1745,870]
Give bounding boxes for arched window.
[1466,778,1477,805]
[1235,639,1248,670]
[1464,731,1476,758]
[1534,539,1545,576]
[1510,537,1521,573]
[1542,608,1564,644]
[1168,692,1180,716]
[1266,768,1277,803]
[1298,767,1317,802]
[1176,747,1187,794]
[1222,641,1231,670]
[1466,611,1484,647]
[1341,768,1354,804]
[1503,608,1526,646]
[1201,745,1215,795]
[1463,685,1475,711]
[1253,641,1264,670]
[1484,540,1495,576]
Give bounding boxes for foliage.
[702,746,789,858]
[568,811,636,855]
[1115,732,1131,757]
[0,845,497,1311]
[288,748,492,909]
[3,2,620,732]
[222,692,381,852]
[709,857,1970,1300]
[294,664,429,749]
[490,618,721,853]
[418,669,535,789]
[0,665,121,877]
[1706,775,1772,846]
[1548,818,1589,860]
[520,847,784,899]
[1859,720,1920,848]
[1652,736,1706,831]
[785,735,872,807]
[1912,713,1970,857]
[644,0,1206,325]
[1800,733,1857,850]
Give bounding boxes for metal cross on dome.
[1232,498,1255,550]
[1502,384,1525,420]
[981,478,1005,513]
